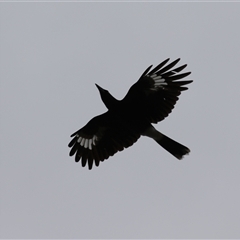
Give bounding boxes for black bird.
[68,58,193,169]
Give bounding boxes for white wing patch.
[76,134,98,150]
[148,73,167,90]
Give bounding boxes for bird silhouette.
[68,58,193,169]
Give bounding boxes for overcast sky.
[1,2,240,239]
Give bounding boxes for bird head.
[95,83,118,110]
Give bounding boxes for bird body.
[68,58,193,169]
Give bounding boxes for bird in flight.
[68,58,193,169]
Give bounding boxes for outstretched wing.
[123,58,193,123]
[68,112,140,169]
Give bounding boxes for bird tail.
[156,133,190,160]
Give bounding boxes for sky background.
[1,2,240,239]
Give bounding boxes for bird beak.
[95,83,104,92]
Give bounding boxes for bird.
[68,58,193,169]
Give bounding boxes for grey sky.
[1,2,240,238]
